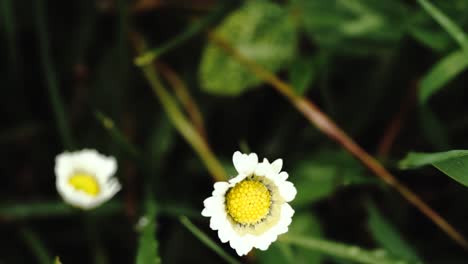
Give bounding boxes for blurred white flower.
[202,151,297,256]
[55,149,121,210]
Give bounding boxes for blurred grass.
[33,0,73,149]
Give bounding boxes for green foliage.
[367,204,422,262]
[291,149,370,207]
[199,0,297,95]
[399,150,468,186]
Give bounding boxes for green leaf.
[288,56,316,95]
[199,0,297,96]
[419,50,468,104]
[399,150,468,186]
[292,0,407,54]
[258,213,324,264]
[368,204,422,262]
[291,149,370,207]
[54,257,63,264]
[399,150,468,169]
[136,198,161,264]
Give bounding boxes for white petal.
[218,223,234,243]
[213,182,229,196]
[254,234,275,251]
[230,236,254,256]
[232,151,258,175]
[278,171,289,181]
[271,159,283,174]
[229,173,248,184]
[210,216,224,230]
[279,181,297,202]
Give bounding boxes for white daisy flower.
[54,149,121,210]
[202,151,297,256]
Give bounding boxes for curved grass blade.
[419,50,468,104]
[416,0,468,50]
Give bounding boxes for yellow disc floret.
[226,180,271,225]
[68,172,100,196]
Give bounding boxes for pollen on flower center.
[68,172,100,196]
[226,180,271,225]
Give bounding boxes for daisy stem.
[179,216,241,264]
[132,33,227,182]
[33,0,74,150]
[207,31,468,251]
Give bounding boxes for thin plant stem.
[207,31,468,250]
[157,63,207,138]
[132,33,227,182]
[179,216,241,264]
[377,82,417,157]
[34,0,73,149]
[20,227,53,264]
[280,235,406,264]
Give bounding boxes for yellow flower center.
[68,172,100,196]
[226,180,271,225]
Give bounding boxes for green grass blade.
[20,227,53,264]
[95,111,140,158]
[179,216,241,264]
[136,196,161,264]
[33,0,73,149]
[417,0,468,50]
[0,0,18,67]
[368,204,422,262]
[280,235,414,264]
[135,2,234,66]
[419,49,468,103]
